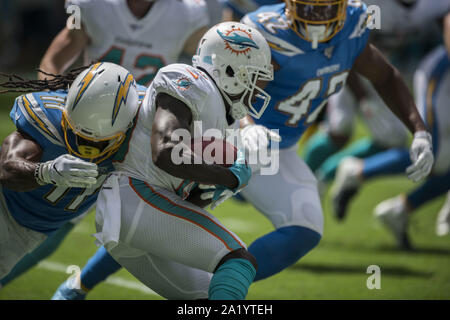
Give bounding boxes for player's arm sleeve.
[348,2,371,59]
[10,95,61,149]
[151,68,208,120]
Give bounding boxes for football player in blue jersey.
[0,62,140,281]
[223,0,434,281]
[330,38,450,248]
[304,0,450,213]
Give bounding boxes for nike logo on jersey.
[186,68,199,80]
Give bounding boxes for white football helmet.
[63,62,139,162]
[192,21,273,120]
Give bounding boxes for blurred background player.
[224,0,282,20]
[90,21,273,299]
[329,8,450,237]
[0,63,140,280]
[331,41,450,249]
[303,0,450,196]
[232,0,433,282]
[39,0,209,85]
[1,0,211,296]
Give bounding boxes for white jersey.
[114,64,231,196]
[66,0,209,85]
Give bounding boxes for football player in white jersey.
[303,0,450,207]
[93,22,273,299]
[39,0,209,85]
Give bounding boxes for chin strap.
[230,101,247,120]
[220,87,247,120]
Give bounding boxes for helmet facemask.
[285,0,347,49]
[210,55,274,121]
[62,110,127,163]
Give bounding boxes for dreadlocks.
[0,66,89,94]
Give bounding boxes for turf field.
[0,92,448,300]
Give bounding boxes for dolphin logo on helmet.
[217,29,260,49]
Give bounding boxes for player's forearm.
[39,50,79,80]
[153,148,239,189]
[0,159,40,192]
[0,132,44,191]
[373,66,427,134]
[347,70,368,102]
[38,27,87,80]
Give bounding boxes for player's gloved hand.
[36,154,99,188]
[199,149,251,210]
[240,124,281,154]
[406,131,434,182]
[199,184,235,210]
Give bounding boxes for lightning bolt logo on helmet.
[113,73,136,126]
[217,27,259,56]
[72,62,103,110]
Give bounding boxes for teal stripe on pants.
[129,178,243,251]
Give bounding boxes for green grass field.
[0,92,448,300]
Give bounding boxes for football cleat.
[374,195,412,250]
[330,157,363,221]
[51,279,87,300]
[436,191,450,236]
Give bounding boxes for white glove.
[240,124,281,154]
[406,131,434,182]
[36,154,99,188]
[198,184,234,210]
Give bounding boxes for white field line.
[37,260,158,296]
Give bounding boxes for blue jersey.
[243,1,370,149]
[2,86,146,235]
